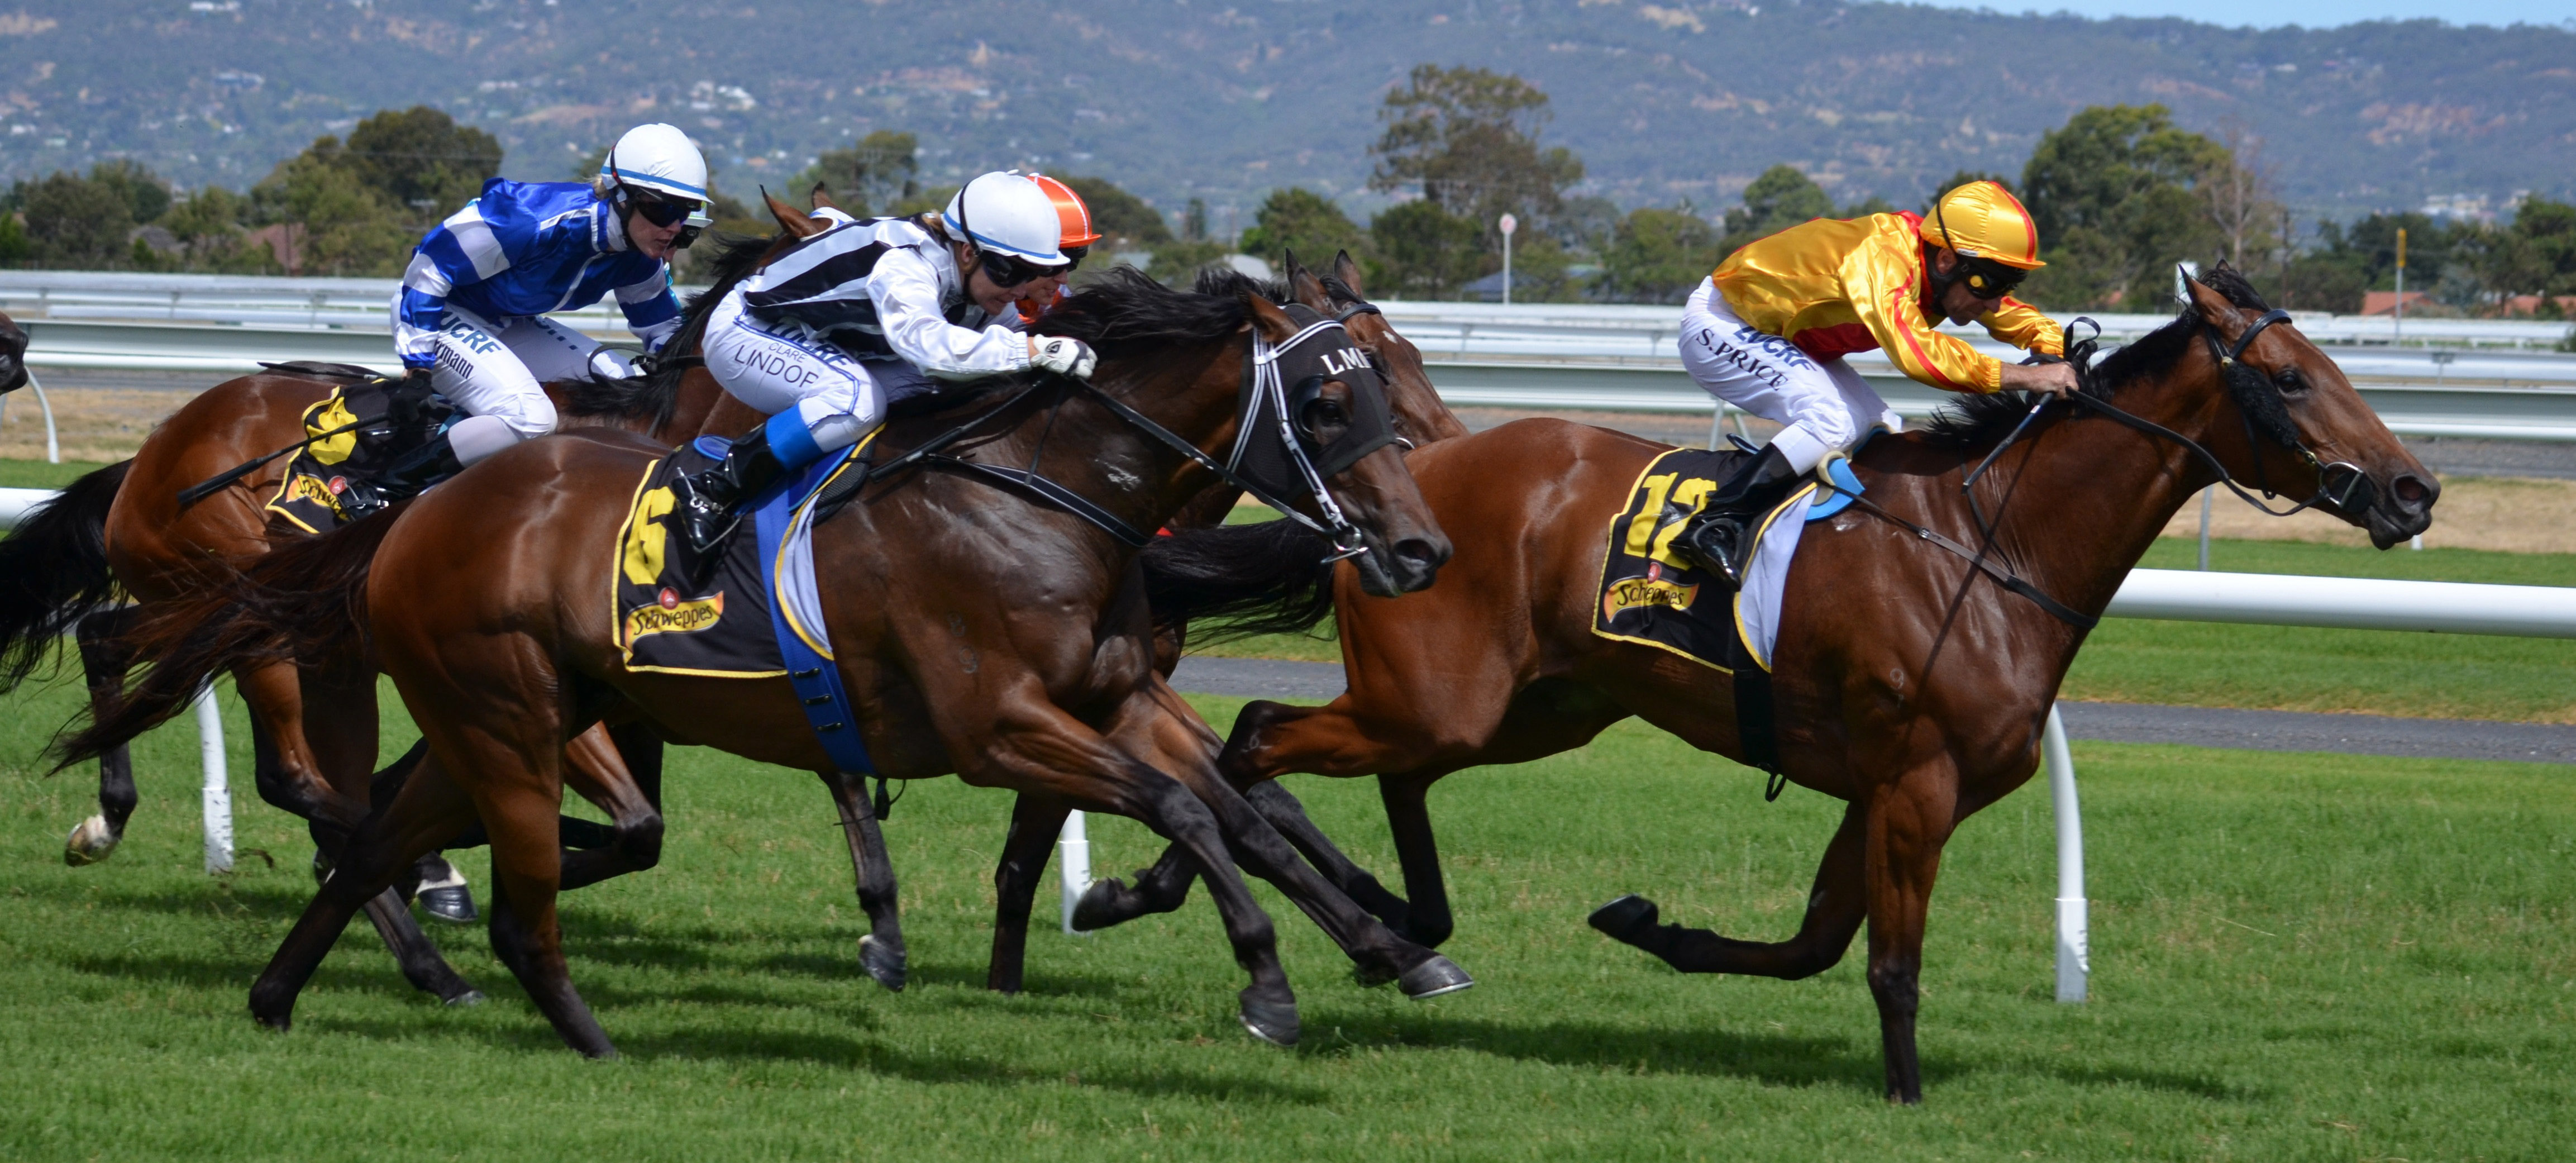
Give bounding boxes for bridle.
[855,310,1397,560]
[1819,301,2379,630]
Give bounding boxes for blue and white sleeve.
[393,203,511,370]
[615,267,684,353]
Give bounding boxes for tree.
[88,160,171,227]
[2018,104,2227,308]
[1599,207,1724,304]
[793,130,918,216]
[0,211,27,265]
[18,170,133,268]
[1056,175,1170,247]
[1370,64,1583,245]
[338,107,502,213]
[1237,187,1366,267]
[1720,164,1835,252]
[1366,199,1482,299]
[2477,197,2576,301]
[2198,119,2283,270]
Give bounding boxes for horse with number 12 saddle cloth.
[262,367,454,533]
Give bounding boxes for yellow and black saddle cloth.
[263,370,452,534]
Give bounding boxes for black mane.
[1032,266,1252,357]
[1916,264,2273,450]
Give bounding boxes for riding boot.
[338,431,465,522]
[671,424,790,555]
[1670,444,1805,586]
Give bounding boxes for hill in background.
[1,0,2569,225]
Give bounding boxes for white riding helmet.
[941,172,1069,265]
[599,123,710,207]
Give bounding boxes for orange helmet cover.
[1919,180,2045,269]
[1028,174,1104,250]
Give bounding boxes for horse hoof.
[1238,997,1300,1047]
[1587,893,1661,943]
[250,1005,292,1033]
[417,883,478,925]
[1068,878,1130,932]
[858,934,907,993]
[1398,955,1475,1000]
[63,816,120,866]
[443,989,486,1008]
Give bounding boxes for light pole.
[2394,226,2407,344]
[1497,213,1517,304]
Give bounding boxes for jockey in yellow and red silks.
[1671,180,2079,582]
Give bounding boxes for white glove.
[1029,336,1098,380]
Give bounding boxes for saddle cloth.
[1590,446,1864,674]
[611,434,880,774]
[263,369,452,534]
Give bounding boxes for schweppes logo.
[624,589,724,641]
[1602,576,1698,621]
[283,473,348,517]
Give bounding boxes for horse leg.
[555,723,665,893]
[1122,769,1301,1044]
[988,792,1071,994]
[249,751,481,1033]
[1373,772,1452,947]
[1858,772,1957,1105]
[814,769,905,993]
[65,606,140,865]
[240,661,358,832]
[1589,800,1868,979]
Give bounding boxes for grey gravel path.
[1168,656,2576,765]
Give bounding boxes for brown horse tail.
[1141,518,1339,648]
[0,459,130,693]
[51,505,402,771]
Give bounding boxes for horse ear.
[2178,263,2234,323]
[809,183,847,217]
[1330,250,1368,299]
[1241,288,1301,344]
[764,188,826,239]
[1284,250,1333,312]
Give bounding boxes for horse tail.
[53,506,400,771]
[0,460,130,692]
[1141,519,1339,648]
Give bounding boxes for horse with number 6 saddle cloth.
[612,433,880,776]
[1592,444,1867,781]
[261,367,455,533]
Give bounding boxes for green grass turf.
[1,669,2569,1160]
[0,458,114,489]
[1191,519,2576,721]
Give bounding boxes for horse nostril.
[1394,537,1447,570]
[2392,474,2435,507]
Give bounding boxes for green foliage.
[2480,196,2576,298]
[1057,175,1169,246]
[2018,104,2227,309]
[1598,206,1723,304]
[14,168,135,268]
[1236,187,1366,269]
[1370,64,1581,254]
[1366,198,1484,299]
[86,160,171,227]
[237,107,504,276]
[791,130,918,217]
[1719,164,1835,252]
[337,107,502,213]
[0,212,26,264]
[1142,239,1233,285]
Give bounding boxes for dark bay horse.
[0,231,779,1004]
[67,269,1463,1056]
[0,310,26,393]
[1068,267,2439,1102]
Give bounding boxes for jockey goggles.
[623,190,703,229]
[975,247,1076,289]
[1955,254,2028,300]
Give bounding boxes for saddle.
[262,369,455,534]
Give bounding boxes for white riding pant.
[430,307,629,462]
[1678,277,1900,474]
[704,289,885,461]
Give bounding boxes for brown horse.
[0,231,781,1004]
[1065,266,2440,1102]
[0,309,26,394]
[68,267,1464,1056]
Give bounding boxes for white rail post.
[1706,402,1728,451]
[2043,704,2086,1003]
[23,370,59,464]
[2197,486,2212,570]
[1058,811,1093,935]
[194,684,233,875]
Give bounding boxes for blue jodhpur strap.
[765,406,827,470]
[753,445,873,775]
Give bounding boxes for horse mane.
[1031,265,1251,358]
[1916,263,2274,451]
[560,230,779,428]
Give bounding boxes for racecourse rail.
[6,485,2572,1000]
[9,270,2576,442]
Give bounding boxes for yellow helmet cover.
[1919,181,2045,270]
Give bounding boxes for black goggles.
[977,248,1076,288]
[621,189,704,229]
[1957,256,2028,301]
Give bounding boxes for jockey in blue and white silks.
[667,170,1100,552]
[348,123,709,516]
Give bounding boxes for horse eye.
[2274,369,2306,394]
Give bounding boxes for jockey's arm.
[1840,245,2010,394]
[1982,297,2076,398]
[864,246,1034,380]
[613,270,684,354]
[394,210,511,371]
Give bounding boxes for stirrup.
[1677,514,1752,584]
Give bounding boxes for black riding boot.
[671,427,788,555]
[337,432,465,522]
[1670,444,1805,585]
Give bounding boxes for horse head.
[2180,264,2437,549]
[1282,250,1470,446]
[0,311,26,395]
[1238,289,1453,596]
